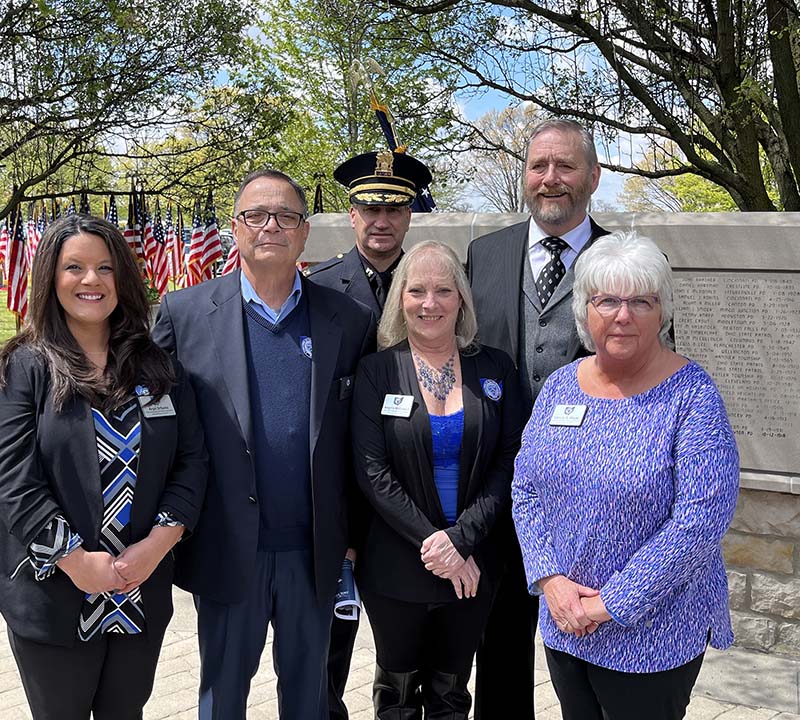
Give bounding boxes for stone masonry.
[724,488,800,655]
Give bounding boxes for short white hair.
[572,231,674,352]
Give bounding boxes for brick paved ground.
[0,588,797,719]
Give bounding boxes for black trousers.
[362,586,493,678]
[545,646,705,720]
[328,615,359,720]
[474,545,537,719]
[8,624,166,720]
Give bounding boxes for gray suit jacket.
[467,217,609,408]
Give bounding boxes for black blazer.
[0,347,207,647]
[467,216,609,365]
[306,246,382,318]
[351,342,524,603]
[152,271,376,603]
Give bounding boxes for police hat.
[334,150,432,206]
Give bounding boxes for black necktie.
[535,236,569,308]
[373,271,391,309]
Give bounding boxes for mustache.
[536,185,571,196]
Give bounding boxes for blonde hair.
[378,241,478,351]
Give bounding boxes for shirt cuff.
[154,510,184,529]
[28,515,84,581]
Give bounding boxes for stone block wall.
[723,488,800,656]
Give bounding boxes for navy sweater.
[243,297,313,550]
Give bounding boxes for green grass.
[0,307,21,342]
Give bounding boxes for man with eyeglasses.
[466,119,609,718]
[306,149,432,720]
[153,169,375,720]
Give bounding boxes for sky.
[456,89,626,210]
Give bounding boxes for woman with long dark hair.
[0,214,207,720]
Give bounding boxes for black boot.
[373,665,423,720]
[422,669,472,720]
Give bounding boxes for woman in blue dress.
[0,214,207,719]
[513,231,739,720]
[351,240,524,718]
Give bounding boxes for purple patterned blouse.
[512,359,739,672]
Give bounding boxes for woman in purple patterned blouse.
[512,231,739,720]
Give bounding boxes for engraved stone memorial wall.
[673,272,800,475]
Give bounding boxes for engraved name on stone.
[673,272,799,475]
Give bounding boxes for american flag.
[164,205,182,282]
[7,207,28,320]
[141,194,158,272]
[106,194,119,227]
[66,197,77,216]
[0,220,8,285]
[26,205,40,268]
[124,191,145,267]
[186,199,205,287]
[177,207,187,287]
[221,240,240,275]
[37,202,48,235]
[150,200,170,297]
[201,190,223,280]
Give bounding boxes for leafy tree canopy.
[382,0,800,211]
[0,0,251,220]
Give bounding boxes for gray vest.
[518,254,581,410]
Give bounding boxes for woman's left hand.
[421,529,466,577]
[580,594,612,626]
[113,525,183,593]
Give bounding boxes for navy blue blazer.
[0,348,207,647]
[351,342,524,603]
[152,271,376,604]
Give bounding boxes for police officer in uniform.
[307,150,431,317]
[307,149,432,720]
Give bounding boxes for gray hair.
[378,241,478,351]
[233,168,308,216]
[528,118,598,168]
[572,231,674,352]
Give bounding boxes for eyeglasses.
[590,294,660,316]
[236,209,305,230]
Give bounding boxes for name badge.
[549,404,587,427]
[381,394,414,417]
[138,394,177,418]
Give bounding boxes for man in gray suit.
[467,118,608,718]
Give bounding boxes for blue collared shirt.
[240,269,303,324]
[527,214,593,279]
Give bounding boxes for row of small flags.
[0,190,241,321]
